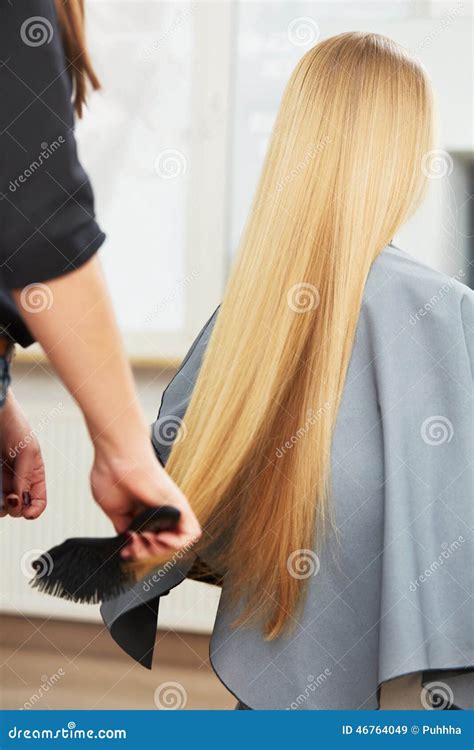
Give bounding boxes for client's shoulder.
[363,243,472,328]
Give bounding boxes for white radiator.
[0,365,220,634]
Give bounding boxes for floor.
[0,614,235,710]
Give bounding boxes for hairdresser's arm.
[13,256,201,552]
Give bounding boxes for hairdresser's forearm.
[13,256,148,450]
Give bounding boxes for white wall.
[77,0,233,359]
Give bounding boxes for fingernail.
[22,491,31,508]
[7,495,19,509]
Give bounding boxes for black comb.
[29,506,181,604]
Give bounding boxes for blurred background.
[1,0,472,710]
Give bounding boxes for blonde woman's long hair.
[136,32,434,639]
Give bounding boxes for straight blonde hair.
[135,32,434,639]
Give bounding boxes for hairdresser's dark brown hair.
[54,0,100,117]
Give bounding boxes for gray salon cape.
[102,244,473,709]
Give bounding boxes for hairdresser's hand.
[14,256,200,549]
[0,391,47,519]
[90,430,201,555]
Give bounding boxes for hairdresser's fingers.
[5,493,22,517]
[140,531,157,545]
[178,519,202,547]
[15,446,47,519]
[123,532,152,560]
[140,531,169,556]
[0,467,12,516]
[119,531,133,559]
[121,532,147,560]
[121,531,171,561]
[152,529,196,552]
[145,467,202,542]
[22,496,47,521]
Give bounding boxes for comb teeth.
[30,573,130,604]
[28,507,181,604]
[29,542,136,604]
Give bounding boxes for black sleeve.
[0,0,105,290]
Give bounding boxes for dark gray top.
[0,0,105,345]
[102,244,473,709]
